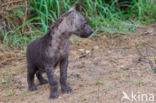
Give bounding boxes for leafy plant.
[153,57,156,63]
[0,0,155,48]
[97,80,104,85]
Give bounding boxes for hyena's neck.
[45,11,73,49]
[48,24,72,50]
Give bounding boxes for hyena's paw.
[40,79,48,85]
[28,86,37,91]
[49,91,59,99]
[61,85,72,93]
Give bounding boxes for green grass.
[153,57,156,62]
[97,80,104,85]
[128,80,144,86]
[0,0,156,48]
[23,90,30,96]
[0,71,12,88]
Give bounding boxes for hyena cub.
[26,5,93,99]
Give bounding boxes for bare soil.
[0,23,156,103]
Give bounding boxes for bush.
[0,0,155,48]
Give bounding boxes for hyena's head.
[64,5,94,38]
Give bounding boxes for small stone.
[86,50,91,54]
[93,45,99,50]
[79,49,85,52]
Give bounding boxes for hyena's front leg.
[45,65,59,99]
[60,57,72,93]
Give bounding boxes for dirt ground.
[0,23,156,103]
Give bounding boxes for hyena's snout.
[80,23,94,38]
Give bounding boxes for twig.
[147,59,154,70]
[79,54,87,58]
[135,43,146,59]
[123,43,153,70]
[145,44,155,71]
[135,43,156,72]
[1,0,29,7]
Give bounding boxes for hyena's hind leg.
[36,71,48,85]
[27,63,37,91]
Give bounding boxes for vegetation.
[0,0,156,48]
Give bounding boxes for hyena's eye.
[81,23,87,28]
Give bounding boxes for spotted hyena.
[26,5,94,99]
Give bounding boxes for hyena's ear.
[69,5,76,12]
[66,11,75,25]
[69,0,82,12]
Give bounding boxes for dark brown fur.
[26,5,93,99]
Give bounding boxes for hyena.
[26,5,93,99]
